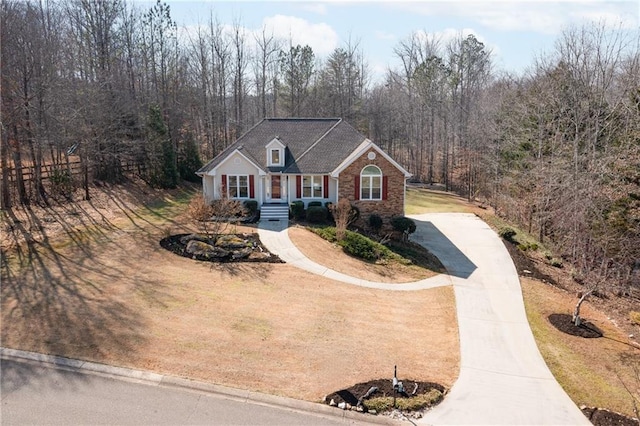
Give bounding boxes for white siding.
[204,152,262,201]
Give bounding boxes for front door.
[271,176,281,200]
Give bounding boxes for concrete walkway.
[258,219,451,291]
[259,214,589,425]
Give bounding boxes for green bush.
[312,226,337,241]
[339,231,380,260]
[499,227,517,242]
[50,169,75,199]
[310,227,409,263]
[368,214,383,232]
[308,201,322,207]
[391,216,416,235]
[306,206,328,223]
[243,200,258,215]
[290,201,305,220]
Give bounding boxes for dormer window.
[270,148,281,165]
[266,137,285,167]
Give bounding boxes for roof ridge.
[265,117,340,121]
[292,118,343,168]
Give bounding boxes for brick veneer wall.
[338,150,406,226]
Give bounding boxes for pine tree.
[147,105,178,188]
[177,128,202,182]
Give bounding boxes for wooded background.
[1,0,638,294]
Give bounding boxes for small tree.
[187,195,215,239]
[330,198,358,241]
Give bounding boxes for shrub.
[50,169,75,200]
[391,216,416,235]
[330,198,358,240]
[499,227,517,242]
[312,226,337,242]
[290,201,305,220]
[630,311,640,326]
[308,201,322,207]
[368,214,383,233]
[325,202,334,221]
[243,200,258,215]
[187,196,214,237]
[339,231,380,260]
[306,206,328,223]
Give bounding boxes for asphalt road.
[0,358,375,426]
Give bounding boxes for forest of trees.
[2,0,638,295]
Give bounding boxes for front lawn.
[1,181,459,403]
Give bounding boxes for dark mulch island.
[582,407,640,426]
[160,233,283,263]
[324,378,445,411]
[548,313,603,338]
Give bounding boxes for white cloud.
[391,1,638,35]
[262,15,339,56]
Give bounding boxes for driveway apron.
[410,213,589,425]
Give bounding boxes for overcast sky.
[150,0,639,82]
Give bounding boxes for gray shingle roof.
[197,118,367,175]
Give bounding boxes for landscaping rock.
[216,234,248,249]
[231,247,252,259]
[186,240,229,258]
[180,234,210,245]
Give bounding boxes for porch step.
[260,204,289,222]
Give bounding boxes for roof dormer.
[266,137,285,167]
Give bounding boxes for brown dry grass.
[1,182,459,402]
[522,277,640,417]
[287,226,437,283]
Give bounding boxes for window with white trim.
[302,175,323,198]
[360,165,382,200]
[270,149,281,166]
[228,175,249,199]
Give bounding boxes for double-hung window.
[360,166,382,200]
[302,175,323,198]
[228,175,249,199]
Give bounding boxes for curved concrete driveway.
[259,214,589,425]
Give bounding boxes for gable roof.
[197,118,372,175]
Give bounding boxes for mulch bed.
[159,233,284,263]
[548,313,603,338]
[582,407,640,426]
[324,378,445,410]
[502,239,557,284]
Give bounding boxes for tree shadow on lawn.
[1,204,168,393]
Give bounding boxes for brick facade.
[338,149,406,227]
